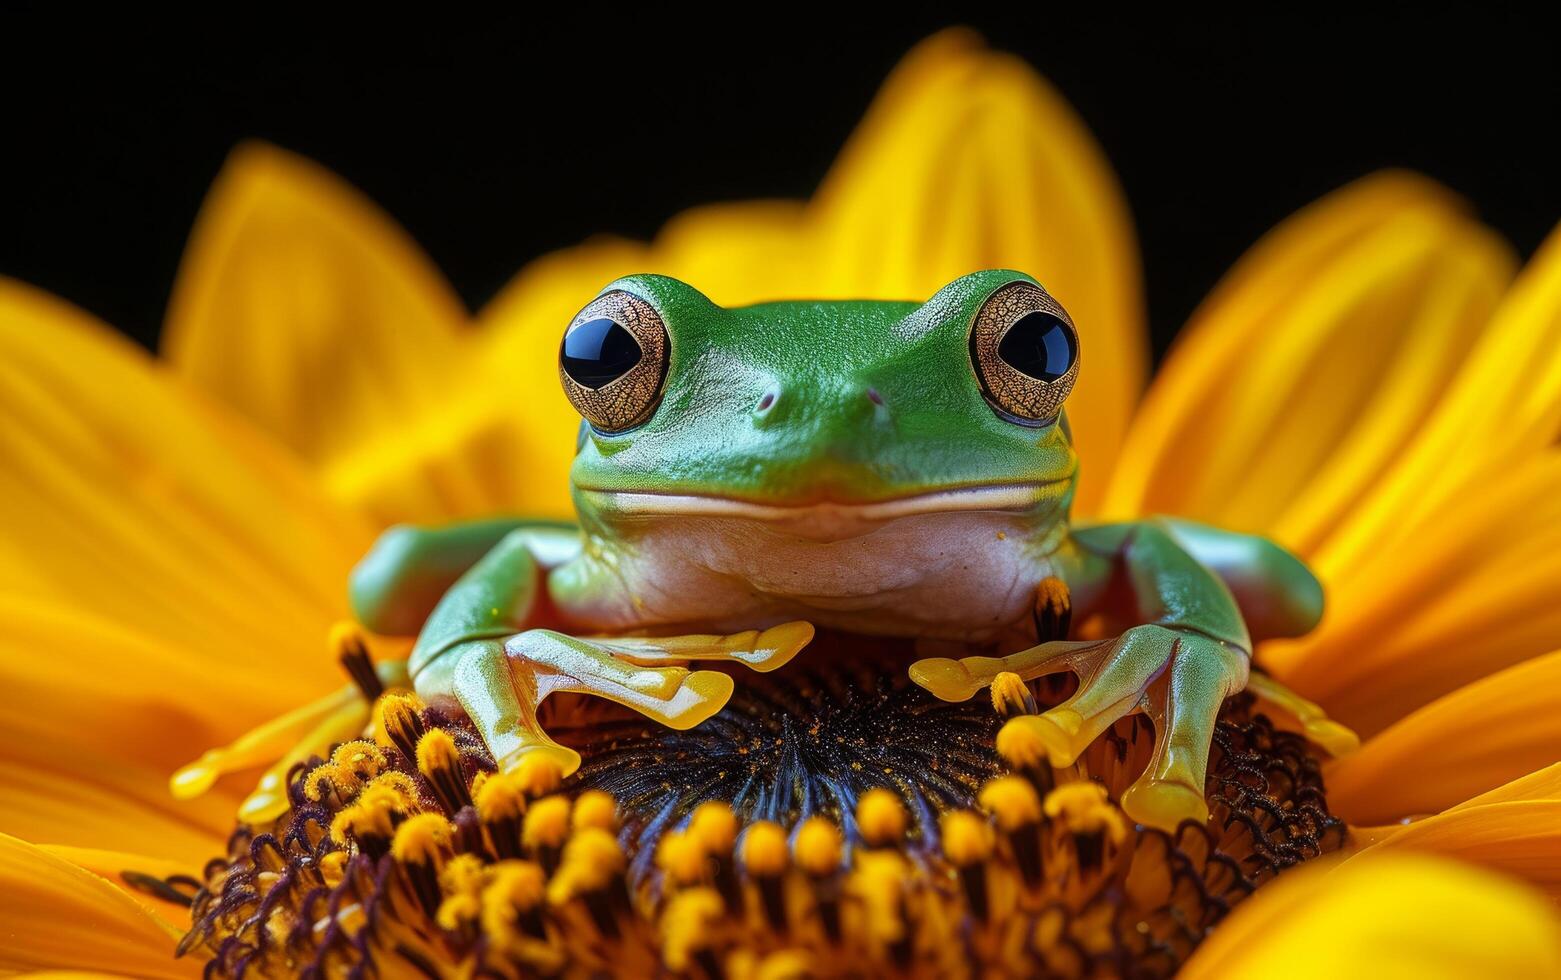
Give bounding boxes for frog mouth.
[580,480,1068,524]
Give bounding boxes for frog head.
[558,270,1080,540]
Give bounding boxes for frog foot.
[910,624,1248,831]
[458,622,816,781]
[1244,669,1359,757]
[169,625,410,823]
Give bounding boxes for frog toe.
[1122,633,1248,831]
[1121,778,1209,829]
[910,640,1099,703]
[495,743,583,788]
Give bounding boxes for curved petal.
[0,834,193,977]
[1101,172,1514,547]
[40,845,202,919]
[163,142,468,475]
[0,279,372,692]
[1266,452,1561,734]
[1357,767,1561,894]
[810,29,1144,510]
[1326,650,1561,824]
[1353,765,1561,895]
[0,598,294,864]
[1363,802,1561,900]
[1317,216,1561,573]
[335,235,646,524]
[1180,853,1561,979]
[0,756,227,876]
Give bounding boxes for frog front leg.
[911,519,1253,831]
[413,529,813,779]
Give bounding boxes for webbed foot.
[1244,669,1359,756]
[449,622,815,781]
[910,624,1247,831]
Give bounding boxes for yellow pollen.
[661,887,724,972]
[752,950,814,980]
[356,793,402,837]
[415,728,461,777]
[794,817,843,877]
[330,739,386,783]
[318,849,347,887]
[440,853,491,897]
[990,671,1037,717]
[514,751,564,796]
[329,803,370,848]
[688,801,738,854]
[1044,782,1128,843]
[373,692,426,754]
[741,821,789,876]
[302,763,344,803]
[849,850,912,943]
[1035,575,1070,609]
[940,810,994,866]
[363,770,419,808]
[328,619,368,656]
[392,812,453,866]
[571,790,618,832]
[995,715,1053,769]
[522,795,572,851]
[481,861,547,946]
[476,771,529,823]
[657,830,710,886]
[547,827,625,904]
[978,775,1043,831]
[855,788,907,846]
[182,677,1347,975]
[436,892,481,932]
[486,859,547,910]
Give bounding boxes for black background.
[4,5,1558,360]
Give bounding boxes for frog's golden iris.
[3,27,1561,979]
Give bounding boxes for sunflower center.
[167,634,1345,978]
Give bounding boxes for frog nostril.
[866,387,884,406]
[756,389,777,413]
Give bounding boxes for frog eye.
[558,290,670,433]
[968,280,1079,424]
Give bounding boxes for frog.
[177,270,1334,833]
[326,268,1344,833]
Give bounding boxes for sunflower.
[3,28,1561,977]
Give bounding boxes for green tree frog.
[349,271,1326,830]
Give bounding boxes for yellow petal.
[462,31,1142,520]
[1101,171,1513,547]
[0,833,192,977]
[810,29,1144,509]
[0,755,226,874]
[1326,650,1561,824]
[1446,761,1561,809]
[1266,452,1561,734]
[40,845,199,917]
[164,141,468,475]
[1353,764,1561,898]
[1369,802,1561,900]
[1317,216,1561,572]
[0,279,372,692]
[0,598,269,865]
[1180,853,1561,979]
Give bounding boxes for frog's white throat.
[575,483,1067,641]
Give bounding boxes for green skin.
[349,271,1323,830]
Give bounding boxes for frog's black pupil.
[996,311,1075,382]
[561,317,643,389]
